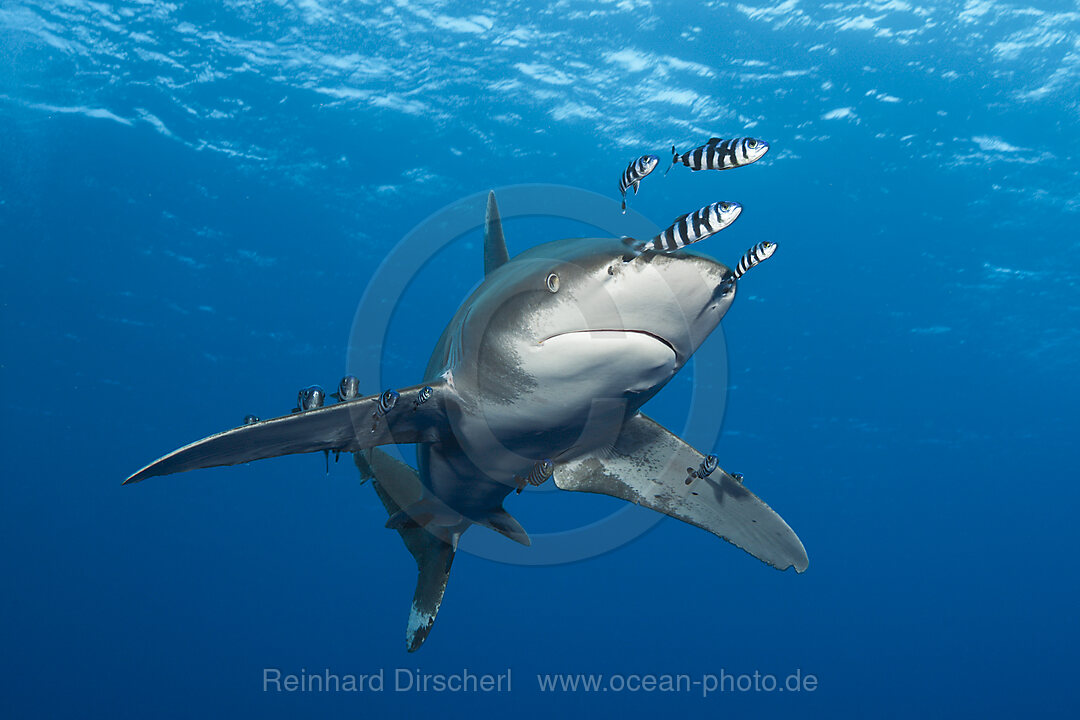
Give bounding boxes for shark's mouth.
[540,329,678,357]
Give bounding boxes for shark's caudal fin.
[555,413,808,573]
[484,190,509,276]
[359,450,457,652]
[124,381,449,484]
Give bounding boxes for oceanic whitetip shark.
[126,192,808,651]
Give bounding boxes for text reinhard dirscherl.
[263,668,511,693]
[262,668,819,697]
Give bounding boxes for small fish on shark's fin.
[484,190,509,276]
[123,381,450,484]
[363,450,457,653]
[554,413,808,573]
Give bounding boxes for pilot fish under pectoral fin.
[361,450,458,653]
[123,381,450,484]
[554,414,809,573]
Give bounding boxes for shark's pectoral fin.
[475,506,531,546]
[124,381,449,484]
[364,450,457,653]
[554,413,808,573]
[484,190,509,276]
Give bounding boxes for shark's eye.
[747,139,758,149]
[720,202,732,212]
[546,272,560,293]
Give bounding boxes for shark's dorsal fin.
[554,413,808,573]
[484,190,509,276]
[364,450,457,653]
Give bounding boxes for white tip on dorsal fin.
[484,190,509,276]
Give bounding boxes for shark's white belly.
[452,330,676,480]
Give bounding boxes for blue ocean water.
[2,1,1079,717]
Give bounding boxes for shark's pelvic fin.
[484,190,509,276]
[363,450,456,653]
[554,414,809,573]
[386,496,466,538]
[475,506,531,546]
[124,381,449,484]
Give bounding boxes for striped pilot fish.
[293,385,325,412]
[515,458,555,494]
[698,455,719,478]
[332,375,360,401]
[684,454,719,485]
[733,241,777,279]
[635,200,742,253]
[618,154,659,213]
[369,388,400,433]
[377,389,399,415]
[665,137,769,175]
[413,385,433,409]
